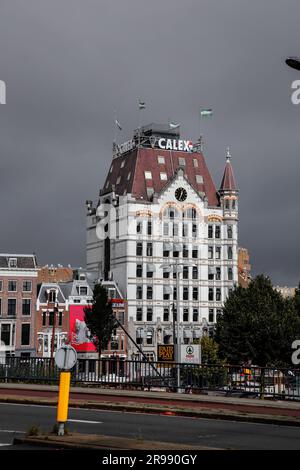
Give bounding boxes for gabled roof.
[102,147,219,206]
[0,254,37,269]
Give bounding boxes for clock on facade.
[175,187,187,202]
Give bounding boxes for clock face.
[175,187,187,202]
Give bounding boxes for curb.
[1,395,300,428]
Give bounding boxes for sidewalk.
[1,383,300,426]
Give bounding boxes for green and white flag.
[138,99,146,110]
[115,119,122,130]
[169,121,180,129]
[200,108,213,117]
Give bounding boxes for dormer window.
[48,289,57,303]
[8,258,17,268]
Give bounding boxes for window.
[147,308,153,322]
[79,286,88,296]
[147,286,153,300]
[193,287,198,301]
[193,308,198,322]
[147,221,152,235]
[8,299,16,316]
[215,226,221,239]
[136,264,143,278]
[192,266,198,280]
[48,290,57,303]
[127,172,131,180]
[146,268,153,278]
[209,309,214,323]
[216,267,221,280]
[173,223,179,237]
[49,311,55,326]
[136,329,143,345]
[144,171,152,180]
[216,288,222,301]
[0,281,2,291]
[208,225,213,238]
[193,158,198,168]
[136,242,143,256]
[136,285,143,299]
[227,225,233,239]
[120,160,125,168]
[196,174,203,184]
[146,243,153,256]
[21,324,30,346]
[216,309,223,321]
[183,266,189,279]
[173,287,177,301]
[215,246,221,259]
[136,308,143,322]
[146,330,153,345]
[8,281,17,292]
[183,244,189,258]
[228,267,233,280]
[178,157,186,166]
[232,199,236,210]
[116,176,121,184]
[23,281,32,292]
[228,246,233,260]
[42,312,47,326]
[160,172,167,181]
[183,287,189,300]
[192,224,197,238]
[0,299,1,316]
[147,187,154,198]
[22,299,31,316]
[1,324,11,346]
[9,258,17,268]
[208,288,214,301]
[163,222,169,236]
[208,246,213,259]
[137,221,142,234]
[163,269,170,279]
[225,199,230,210]
[158,156,165,164]
[192,247,198,258]
[183,309,189,322]
[163,308,169,322]
[58,312,63,326]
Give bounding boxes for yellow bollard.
[56,371,71,434]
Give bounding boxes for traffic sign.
[55,345,77,370]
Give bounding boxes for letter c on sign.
[158,138,166,149]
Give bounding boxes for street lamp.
[285,57,300,71]
[160,256,197,392]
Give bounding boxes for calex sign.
[158,138,193,152]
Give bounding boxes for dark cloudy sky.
[0,0,299,285]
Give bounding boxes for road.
[0,403,300,450]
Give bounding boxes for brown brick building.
[0,254,38,358]
[238,248,251,288]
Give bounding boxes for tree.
[84,283,118,358]
[215,275,300,367]
[199,336,220,364]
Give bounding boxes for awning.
[173,264,183,273]
[163,285,172,294]
[162,265,172,272]
[193,330,201,338]
[136,329,145,338]
[163,242,173,251]
[173,243,183,252]
[146,331,153,338]
[183,330,192,338]
[208,266,216,275]
[164,329,172,336]
[147,264,156,272]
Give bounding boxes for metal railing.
[1,357,300,400]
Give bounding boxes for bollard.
[56,371,71,436]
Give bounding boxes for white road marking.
[0,443,12,446]
[0,430,26,434]
[68,419,103,424]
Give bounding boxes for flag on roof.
[200,108,213,117]
[169,121,180,129]
[138,99,146,110]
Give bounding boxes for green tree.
[215,275,300,367]
[199,336,220,364]
[84,283,117,358]
[294,282,300,315]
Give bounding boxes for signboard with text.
[157,345,175,362]
[180,344,201,364]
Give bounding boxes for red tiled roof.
[102,148,220,207]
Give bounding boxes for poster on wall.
[69,305,96,352]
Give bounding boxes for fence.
[0,357,300,400]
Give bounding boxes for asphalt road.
[0,403,300,450]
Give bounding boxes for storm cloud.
[0,0,299,285]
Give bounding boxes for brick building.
[0,254,38,358]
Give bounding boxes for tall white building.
[86,124,238,360]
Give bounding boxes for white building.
[86,124,239,360]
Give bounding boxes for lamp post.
[160,257,197,392]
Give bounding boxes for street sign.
[55,345,77,370]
